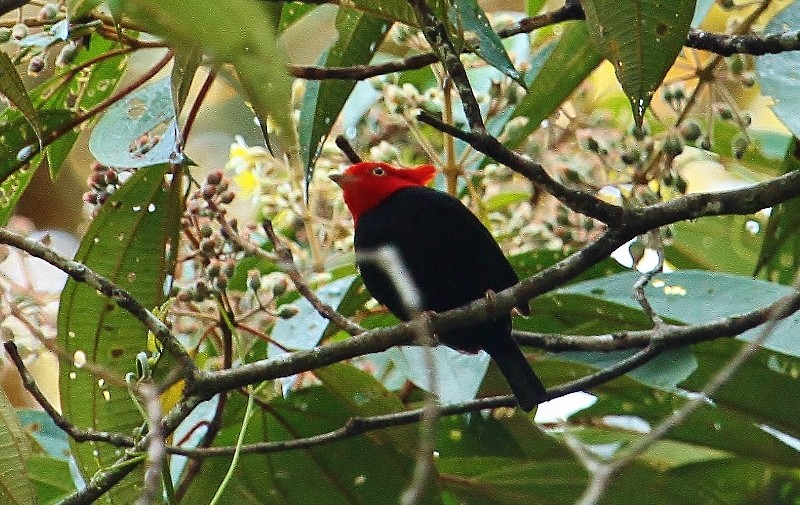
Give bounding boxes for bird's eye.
[372,167,385,176]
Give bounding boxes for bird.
[330,161,547,411]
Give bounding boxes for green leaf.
[561,270,800,359]
[121,0,295,155]
[279,2,318,30]
[299,8,390,181]
[180,388,442,505]
[57,164,182,502]
[0,50,42,149]
[170,45,201,117]
[666,215,764,275]
[682,339,800,440]
[67,0,104,18]
[454,0,524,86]
[0,110,76,226]
[757,1,800,137]
[582,0,695,126]
[17,409,69,460]
[0,388,35,505]
[89,77,179,168]
[27,455,76,504]
[270,275,357,353]
[753,143,800,285]
[504,22,603,150]
[576,381,800,467]
[484,191,530,212]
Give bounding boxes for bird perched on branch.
[331,161,547,411]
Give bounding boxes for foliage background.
[0,0,799,504]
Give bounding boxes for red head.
[330,162,436,224]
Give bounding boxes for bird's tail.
[484,336,547,412]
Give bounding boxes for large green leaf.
[299,8,390,180]
[0,34,126,219]
[576,379,800,467]
[752,143,800,285]
[26,455,76,504]
[503,22,603,150]
[57,164,182,503]
[0,388,35,505]
[757,1,800,137]
[562,270,800,356]
[180,385,441,505]
[582,0,695,126]
[666,215,764,275]
[121,0,295,154]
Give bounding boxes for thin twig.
[574,272,800,505]
[335,135,362,164]
[3,341,136,447]
[263,220,364,335]
[0,228,196,377]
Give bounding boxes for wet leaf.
[582,0,694,126]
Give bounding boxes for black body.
[354,186,547,411]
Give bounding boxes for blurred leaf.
[57,164,182,502]
[525,0,547,15]
[561,270,800,359]
[508,249,626,283]
[314,363,420,452]
[753,142,800,285]
[121,0,295,154]
[504,22,603,150]
[581,0,694,126]
[377,346,491,404]
[89,77,179,168]
[17,409,69,460]
[754,195,800,285]
[279,1,318,30]
[575,381,800,467]
[299,8,390,182]
[270,275,357,352]
[682,339,800,440]
[454,0,524,86]
[666,215,764,275]
[67,0,103,18]
[181,388,442,505]
[343,0,417,26]
[26,455,76,504]
[0,109,77,226]
[0,388,35,505]
[170,45,201,117]
[484,191,530,212]
[691,0,715,26]
[0,50,42,148]
[440,457,587,504]
[757,1,800,137]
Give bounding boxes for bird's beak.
[329,173,350,187]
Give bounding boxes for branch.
[417,111,625,224]
[408,0,485,132]
[3,341,135,447]
[0,228,196,378]
[169,342,663,459]
[263,220,364,335]
[59,393,206,505]
[575,276,800,505]
[686,27,800,56]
